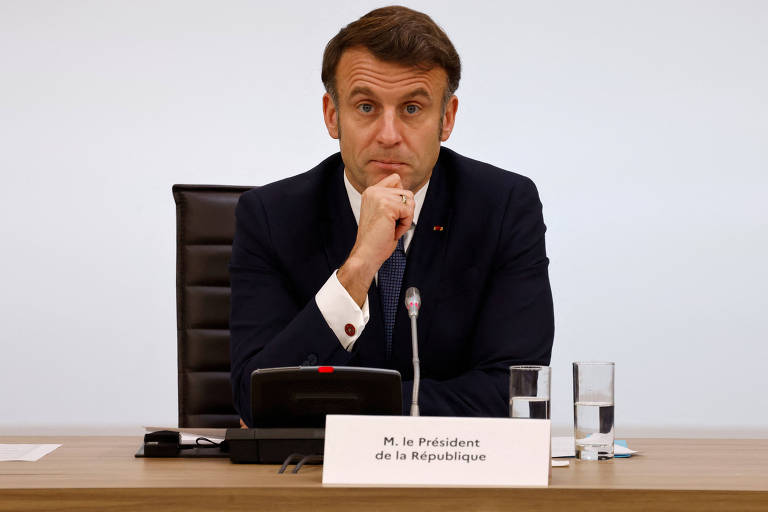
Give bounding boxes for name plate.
[322,415,550,487]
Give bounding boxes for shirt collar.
[343,170,429,227]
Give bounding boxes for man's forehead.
[336,47,446,99]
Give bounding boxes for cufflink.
[344,323,356,336]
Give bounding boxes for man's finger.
[382,188,415,205]
[385,189,415,218]
[394,210,414,240]
[393,198,415,239]
[374,173,403,189]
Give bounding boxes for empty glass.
[509,365,551,419]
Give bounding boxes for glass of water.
[573,362,615,460]
[509,365,550,419]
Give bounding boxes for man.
[230,6,554,426]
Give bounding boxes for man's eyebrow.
[347,86,433,101]
[348,86,377,99]
[401,88,432,101]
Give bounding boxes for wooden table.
[1,437,766,511]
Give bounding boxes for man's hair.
[321,6,461,109]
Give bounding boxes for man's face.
[322,47,458,193]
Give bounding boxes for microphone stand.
[405,287,421,416]
[410,315,420,416]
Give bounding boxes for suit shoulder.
[439,147,538,198]
[237,153,342,212]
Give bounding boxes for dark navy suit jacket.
[229,147,554,426]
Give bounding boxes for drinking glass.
[509,365,550,419]
[572,362,615,460]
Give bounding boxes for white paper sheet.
[0,444,60,461]
[614,442,638,456]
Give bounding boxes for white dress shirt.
[314,171,429,351]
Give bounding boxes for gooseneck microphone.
[404,287,421,416]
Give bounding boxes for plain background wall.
[1,0,766,436]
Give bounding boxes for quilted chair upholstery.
[172,184,253,427]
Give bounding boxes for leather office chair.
[173,184,253,427]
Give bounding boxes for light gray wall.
[1,0,766,436]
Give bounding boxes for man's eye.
[405,104,420,114]
[358,103,373,113]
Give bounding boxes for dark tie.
[378,236,406,360]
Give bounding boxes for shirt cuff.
[315,269,370,351]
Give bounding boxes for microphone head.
[404,287,421,318]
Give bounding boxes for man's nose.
[375,109,403,146]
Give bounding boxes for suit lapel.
[321,161,357,272]
[391,153,454,373]
[320,161,387,366]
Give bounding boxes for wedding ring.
[401,194,407,205]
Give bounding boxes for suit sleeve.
[229,191,356,426]
[402,177,554,417]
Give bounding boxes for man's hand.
[338,173,415,306]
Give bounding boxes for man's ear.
[440,95,459,142]
[323,93,339,139]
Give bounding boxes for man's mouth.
[371,159,406,168]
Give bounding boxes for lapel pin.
[433,225,444,231]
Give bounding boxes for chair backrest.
[172,184,253,427]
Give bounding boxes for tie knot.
[396,236,405,252]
